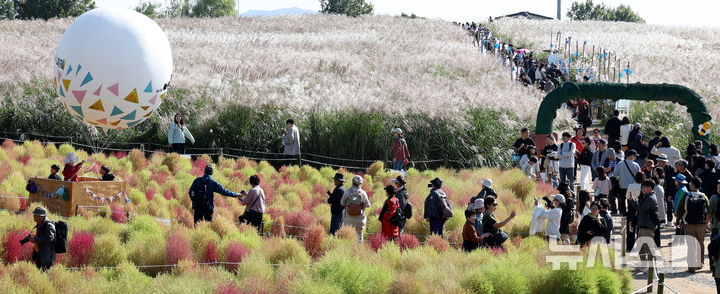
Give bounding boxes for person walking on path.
[592,167,612,201]
[327,173,347,235]
[709,182,720,240]
[576,201,608,246]
[619,117,633,146]
[616,150,641,216]
[647,130,662,162]
[603,148,622,214]
[678,177,710,272]
[188,165,240,223]
[424,177,452,237]
[657,154,677,226]
[391,128,410,171]
[168,113,195,155]
[341,175,371,242]
[558,132,577,185]
[598,198,613,244]
[379,185,400,240]
[636,180,660,262]
[578,138,594,191]
[604,110,622,152]
[62,152,85,182]
[392,176,411,235]
[240,175,266,231]
[20,207,56,271]
[591,139,610,176]
[282,119,301,164]
[651,137,682,167]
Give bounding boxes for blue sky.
[96,0,719,27]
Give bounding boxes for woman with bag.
[482,196,517,248]
[341,175,371,243]
[592,167,612,201]
[240,175,265,231]
[379,185,400,240]
[168,113,195,155]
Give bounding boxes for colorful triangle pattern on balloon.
[62,79,71,92]
[57,70,62,82]
[89,99,105,112]
[80,72,93,87]
[127,119,142,127]
[144,81,152,93]
[148,94,157,105]
[109,120,121,126]
[96,118,107,124]
[70,105,83,117]
[110,106,123,116]
[66,65,72,76]
[107,83,119,97]
[75,65,82,76]
[58,86,65,97]
[161,93,166,101]
[120,110,136,120]
[141,106,150,111]
[143,110,153,118]
[93,85,102,96]
[72,90,86,104]
[124,89,139,103]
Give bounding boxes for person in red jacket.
[379,185,400,240]
[61,152,85,182]
[391,128,410,171]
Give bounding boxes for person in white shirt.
[533,194,565,241]
[523,156,539,179]
[557,132,577,185]
[619,117,632,146]
[650,137,681,167]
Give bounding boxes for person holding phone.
[327,173,347,235]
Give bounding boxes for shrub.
[127,233,167,276]
[2,230,33,264]
[302,224,326,260]
[460,270,495,294]
[261,238,311,265]
[367,161,384,178]
[367,232,387,252]
[145,188,155,202]
[110,204,127,224]
[538,266,597,294]
[190,226,221,262]
[91,234,127,268]
[129,149,146,170]
[335,225,357,241]
[223,242,250,271]
[68,231,94,267]
[395,234,420,251]
[425,234,449,253]
[163,153,182,174]
[284,210,314,237]
[203,242,218,263]
[166,233,194,264]
[313,251,394,294]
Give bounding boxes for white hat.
[482,178,493,188]
[553,194,565,203]
[392,128,403,134]
[63,152,79,165]
[352,175,364,185]
[473,198,484,210]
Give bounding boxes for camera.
[19,235,31,245]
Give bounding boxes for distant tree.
[135,2,163,18]
[11,0,95,20]
[400,12,422,19]
[320,0,373,17]
[165,0,191,18]
[190,0,235,18]
[0,0,16,19]
[566,0,643,23]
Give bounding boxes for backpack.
[685,192,708,225]
[389,199,406,227]
[437,190,453,219]
[190,179,210,208]
[54,220,68,254]
[562,198,575,224]
[403,202,413,219]
[346,191,365,216]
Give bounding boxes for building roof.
[496,11,554,20]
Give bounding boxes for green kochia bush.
[313,251,394,294]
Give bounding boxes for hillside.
[0,15,543,167]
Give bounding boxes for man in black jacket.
[21,207,56,270]
[327,173,347,235]
[99,165,115,181]
[392,175,410,235]
[604,110,622,152]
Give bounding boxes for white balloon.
[54,7,173,130]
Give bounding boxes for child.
[592,167,611,201]
[462,209,490,252]
[48,164,61,181]
[62,152,85,182]
[99,166,115,181]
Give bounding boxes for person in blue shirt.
[188,165,240,223]
[168,113,195,155]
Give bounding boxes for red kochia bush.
[395,234,420,251]
[284,210,314,237]
[165,234,193,264]
[19,198,27,211]
[19,156,31,166]
[223,242,250,271]
[151,171,168,185]
[302,224,326,260]
[145,188,155,202]
[2,230,33,264]
[68,231,94,267]
[163,189,174,201]
[367,232,387,252]
[203,242,218,263]
[110,204,127,224]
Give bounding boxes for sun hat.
[553,194,565,203]
[482,178,493,189]
[332,173,345,182]
[63,152,79,165]
[473,198,485,210]
[674,174,688,185]
[429,177,443,188]
[352,175,364,185]
[657,154,668,162]
[392,128,403,134]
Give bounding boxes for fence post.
[657,273,665,294]
[219,148,223,158]
[213,259,218,267]
[140,144,145,153]
[621,217,627,257]
[126,211,130,220]
[646,256,654,293]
